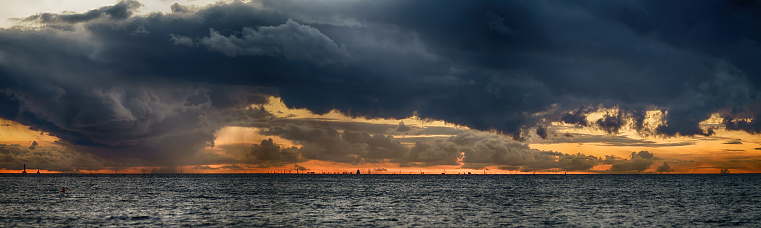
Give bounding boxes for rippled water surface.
[1,174,760,227]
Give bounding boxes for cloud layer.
[0,0,759,170]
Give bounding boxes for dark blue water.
[1,174,759,227]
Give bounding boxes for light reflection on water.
[1,174,759,227]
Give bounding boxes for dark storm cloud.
[535,126,548,139]
[261,0,760,137]
[1,0,760,167]
[561,110,589,126]
[595,114,626,135]
[725,114,761,134]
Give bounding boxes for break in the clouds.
[0,0,760,171]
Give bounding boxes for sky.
[0,0,759,174]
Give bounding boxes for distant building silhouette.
[22,164,26,174]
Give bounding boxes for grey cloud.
[408,140,460,166]
[656,162,675,172]
[220,163,245,170]
[485,11,517,35]
[448,132,489,146]
[461,163,489,170]
[170,3,193,14]
[556,153,598,171]
[445,132,601,171]
[609,159,653,172]
[0,143,105,172]
[544,133,695,147]
[200,19,350,65]
[260,124,351,162]
[169,34,194,46]
[723,139,743,144]
[462,137,534,165]
[254,122,605,171]
[607,151,655,172]
[342,131,407,160]
[18,0,142,24]
[386,123,467,136]
[245,138,300,167]
[395,122,411,132]
[150,167,178,173]
[195,165,218,170]
[395,136,450,145]
[535,126,548,139]
[259,124,406,164]
[415,126,468,136]
[632,151,654,159]
[497,165,520,171]
[255,118,398,135]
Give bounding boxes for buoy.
[62,187,65,194]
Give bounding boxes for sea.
[1,174,759,227]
